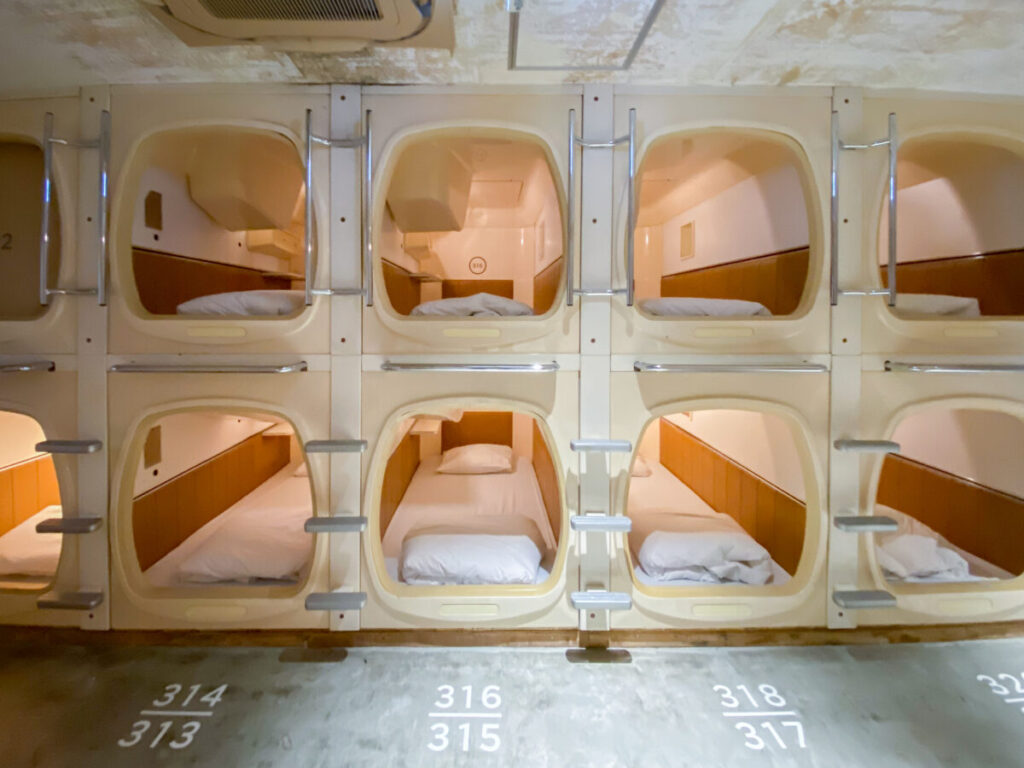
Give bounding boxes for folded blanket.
[410,292,533,317]
[177,290,304,316]
[875,533,971,582]
[639,297,772,317]
[638,530,774,585]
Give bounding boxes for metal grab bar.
[36,440,102,454]
[303,108,371,306]
[830,111,898,307]
[39,111,110,306]
[566,108,636,306]
[36,517,103,534]
[833,439,900,454]
[0,361,55,373]
[304,516,368,533]
[304,440,367,454]
[634,362,827,374]
[570,439,632,453]
[380,360,559,373]
[885,361,1024,374]
[109,362,307,374]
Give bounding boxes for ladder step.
[570,515,632,533]
[35,439,102,455]
[35,517,103,534]
[833,515,898,533]
[570,439,632,453]
[571,591,632,611]
[304,516,367,533]
[37,591,104,610]
[304,592,367,611]
[833,439,900,454]
[304,440,367,454]
[832,590,897,609]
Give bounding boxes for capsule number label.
[977,672,1024,712]
[426,684,502,753]
[713,683,807,751]
[117,683,227,751]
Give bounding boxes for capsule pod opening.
[374,408,564,591]
[0,411,64,592]
[872,406,1024,584]
[124,409,314,593]
[632,130,815,320]
[627,410,808,592]
[0,139,61,322]
[117,126,311,322]
[879,135,1024,319]
[379,130,565,320]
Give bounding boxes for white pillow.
[631,456,653,477]
[400,534,541,585]
[176,290,304,317]
[875,534,971,580]
[638,530,774,585]
[437,444,513,475]
[639,297,772,317]
[293,463,309,478]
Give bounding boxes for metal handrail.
[566,109,576,307]
[0,361,55,373]
[39,111,109,306]
[885,361,1024,374]
[830,111,898,307]
[303,108,370,305]
[109,362,307,374]
[380,361,559,373]
[634,362,827,374]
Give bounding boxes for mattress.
[875,504,1010,582]
[639,297,772,317]
[409,293,533,318]
[381,455,556,585]
[176,289,304,317]
[0,506,63,579]
[144,463,312,587]
[628,461,789,586]
[892,293,981,318]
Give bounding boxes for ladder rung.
[571,591,632,611]
[833,515,898,533]
[304,516,367,533]
[834,439,900,454]
[37,591,104,610]
[304,440,367,454]
[35,517,103,534]
[570,515,632,533]
[304,592,367,611]
[35,440,102,454]
[832,590,897,609]
[570,439,632,453]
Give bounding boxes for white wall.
[0,411,45,469]
[883,144,1024,264]
[133,411,277,496]
[662,409,806,501]
[658,164,808,277]
[131,167,289,273]
[892,408,1024,499]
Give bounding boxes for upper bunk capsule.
[362,89,579,354]
[107,87,330,354]
[608,91,831,356]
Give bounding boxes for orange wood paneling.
[441,412,514,451]
[532,421,562,544]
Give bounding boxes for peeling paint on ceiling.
[1,0,1022,97]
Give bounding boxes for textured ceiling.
[1,0,1023,97]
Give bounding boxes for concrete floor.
[1,638,1023,767]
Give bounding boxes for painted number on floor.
[713,683,807,751]
[117,684,228,751]
[427,684,502,753]
[977,672,1024,712]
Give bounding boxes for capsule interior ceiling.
[1,0,1024,764]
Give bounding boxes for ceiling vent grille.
[197,0,382,21]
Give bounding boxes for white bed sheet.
[410,293,533,318]
[639,297,772,317]
[893,293,981,318]
[381,455,556,559]
[875,504,1011,583]
[176,290,304,317]
[384,557,552,586]
[144,463,312,587]
[0,506,63,578]
[628,461,790,586]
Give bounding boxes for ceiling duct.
[144,0,454,53]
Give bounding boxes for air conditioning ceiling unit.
[145,0,454,52]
